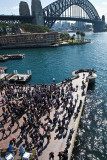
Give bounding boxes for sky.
[0,0,107,22]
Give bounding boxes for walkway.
[39,72,89,160]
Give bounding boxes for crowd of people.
[0,75,86,159]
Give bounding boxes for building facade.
[0,32,60,49]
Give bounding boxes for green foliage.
[80,32,85,40]
[21,24,51,33]
[60,33,70,41]
[76,30,80,39]
[0,22,51,35]
[70,34,75,43]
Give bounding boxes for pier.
[0,69,97,160]
[0,72,31,83]
[8,73,32,83]
[0,54,25,62]
[39,70,96,160]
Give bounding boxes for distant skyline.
[0,0,107,22]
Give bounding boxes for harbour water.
[0,32,107,159]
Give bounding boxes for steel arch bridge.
[0,0,105,32]
[43,0,105,32]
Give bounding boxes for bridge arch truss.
[43,0,101,27]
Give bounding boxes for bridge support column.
[31,0,44,26]
[93,22,105,32]
[93,15,105,32]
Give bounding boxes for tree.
[0,22,7,35]
[0,27,3,35]
[80,32,85,41]
[11,26,18,34]
[70,34,75,43]
[60,33,70,41]
[2,26,6,35]
[0,22,51,35]
[73,34,75,39]
[70,35,75,43]
[21,24,51,33]
[60,33,64,41]
[65,33,70,41]
[76,31,80,39]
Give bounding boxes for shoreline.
[59,39,91,46]
[0,39,91,50]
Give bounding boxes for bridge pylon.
[31,0,44,26]
[93,15,105,32]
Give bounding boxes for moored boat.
[0,54,25,62]
[3,54,25,59]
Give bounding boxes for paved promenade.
[39,72,89,160]
[0,72,89,160]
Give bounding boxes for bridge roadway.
[0,15,102,24]
[0,15,104,32]
[39,72,89,160]
[44,16,102,24]
[0,15,33,23]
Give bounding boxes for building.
[75,21,86,30]
[0,32,60,49]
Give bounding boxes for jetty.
[38,69,97,160]
[0,69,97,160]
[0,54,25,62]
[0,70,31,83]
[8,73,31,83]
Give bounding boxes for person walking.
[2,128,7,139]
[35,150,38,160]
[49,152,54,160]
[58,152,62,160]
[47,132,51,143]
